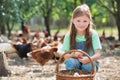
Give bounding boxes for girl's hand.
[71,52,82,58]
[78,56,90,64]
[64,52,82,60]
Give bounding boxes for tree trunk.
[6,20,14,39]
[116,17,120,40]
[116,0,120,40]
[80,0,84,4]
[0,25,6,34]
[0,52,11,76]
[44,16,51,36]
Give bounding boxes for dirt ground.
[0,48,120,80]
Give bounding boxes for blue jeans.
[64,58,99,72]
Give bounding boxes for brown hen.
[28,47,57,66]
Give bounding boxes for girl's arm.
[64,53,75,60]
[64,51,83,60]
[78,49,101,64]
[91,49,101,61]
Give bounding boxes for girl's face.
[72,15,90,35]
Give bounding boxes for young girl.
[62,4,102,72]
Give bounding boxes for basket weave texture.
[56,50,95,80]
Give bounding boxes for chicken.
[109,43,120,50]
[13,43,32,59]
[27,47,57,66]
[0,43,17,54]
[99,30,119,50]
[53,30,59,41]
[0,42,33,59]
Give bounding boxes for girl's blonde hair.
[69,4,93,52]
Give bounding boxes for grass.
[96,27,118,36]
[13,24,118,37]
[51,26,118,36]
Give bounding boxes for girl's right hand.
[71,52,83,58]
[64,51,83,60]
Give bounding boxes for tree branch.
[96,0,115,16]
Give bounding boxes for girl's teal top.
[62,29,102,56]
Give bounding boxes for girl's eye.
[84,20,87,22]
[76,20,88,22]
[77,20,80,22]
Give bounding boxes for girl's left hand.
[78,56,90,64]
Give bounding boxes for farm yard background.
[0,0,120,80]
[0,47,120,80]
[0,30,120,80]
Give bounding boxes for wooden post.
[0,51,11,76]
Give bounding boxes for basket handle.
[56,50,95,75]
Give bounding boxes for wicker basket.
[56,50,95,80]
